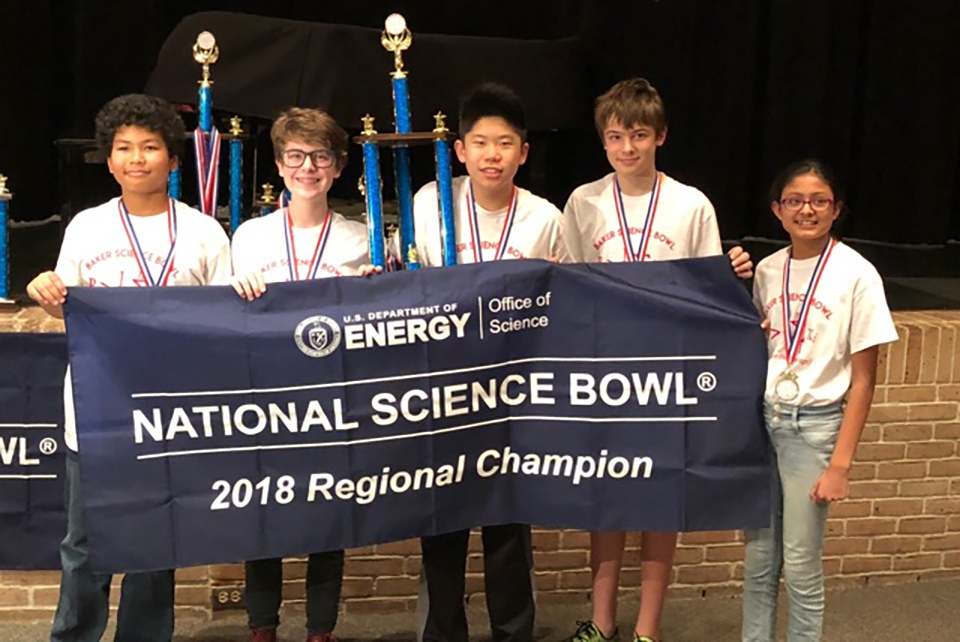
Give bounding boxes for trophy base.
[0,298,20,312]
[353,131,454,147]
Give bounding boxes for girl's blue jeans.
[742,401,843,642]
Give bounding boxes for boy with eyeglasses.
[230,107,369,642]
[561,78,752,642]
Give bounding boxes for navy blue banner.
[0,333,67,570]
[65,257,769,573]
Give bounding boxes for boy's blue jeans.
[742,401,843,642]
[51,452,174,642]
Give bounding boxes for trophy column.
[383,13,419,269]
[360,116,387,268]
[191,31,221,218]
[169,160,182,201]
[229,116,244,234]
[432,114,458,266]
[195,31,216,134]
[0,175,12,306]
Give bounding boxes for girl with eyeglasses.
[741,160,898,642]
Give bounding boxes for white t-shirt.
[753,242,898,406]
[398,176,568,266]
[231,209,369,281]
[562,172,722,263]
[56,197,232,451]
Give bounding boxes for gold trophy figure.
[381,13,412,78]
[193,31,220,87]
[229,116,243,136]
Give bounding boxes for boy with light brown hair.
[231,107,370,642]
[562,78,752,642]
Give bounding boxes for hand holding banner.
[64,257,769,573]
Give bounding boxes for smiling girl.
[742,160,898,642]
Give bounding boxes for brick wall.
[2,308,958,622]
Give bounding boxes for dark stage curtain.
[1,0,958,248]
[0,2,63,221]
[581,0,960,245]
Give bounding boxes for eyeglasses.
[280,149,336,169]
[779,197,834,212]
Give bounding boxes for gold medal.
[775,371,800,402]
[776,239,835,405]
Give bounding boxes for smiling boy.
[27,93,230,642]
[229,107,369,642]
[561,78,752,642]
[407,83,566,642]
[404,82,567,268]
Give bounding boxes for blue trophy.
[0,174,14,308]
[173,31,246,235]
[356,13,458,269]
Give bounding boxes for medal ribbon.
[279,188,292,211]
[466,182,518,263]
[193,127,222,216]
[614,172,661,262]
[118,198,178,287]
[781,238,836,364]
[284,208,332,281]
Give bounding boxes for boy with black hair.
[562,78,752,642]
[403,82,566,267]
[402,82,565,642]
[27,93,231,642]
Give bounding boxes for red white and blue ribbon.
[118,198,178,287]
[614,172,661,262]
[283,208,332,281]
[193,127,221,216]
[466,182,518,263]
[781,238,836,364]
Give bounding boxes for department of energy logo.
[294,315,342,358]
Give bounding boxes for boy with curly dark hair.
[27,93,231,641]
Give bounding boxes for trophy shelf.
[351,132,455,147]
